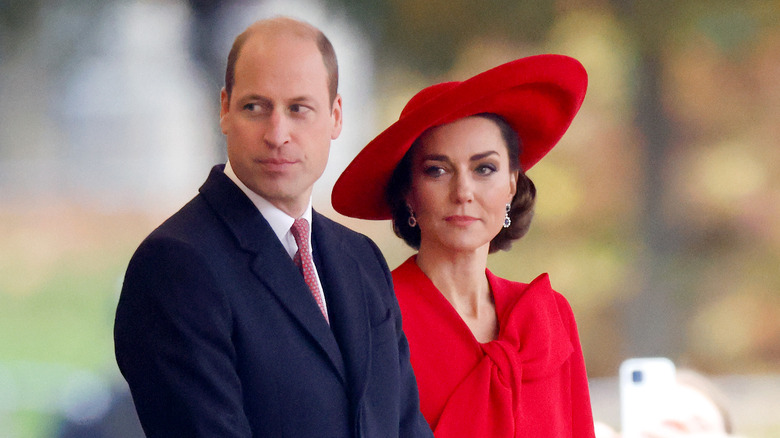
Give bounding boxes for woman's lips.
[445,215,478,226]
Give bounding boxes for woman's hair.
[386,113,536,253]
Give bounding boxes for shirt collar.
[224,161,313,246]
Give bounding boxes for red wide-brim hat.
[332,54,588,220]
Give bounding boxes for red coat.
[393,256,595,437]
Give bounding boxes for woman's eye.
[423,166,445,177]
[475,164,497,175]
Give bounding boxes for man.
[114,17,432,437]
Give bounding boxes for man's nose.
[263,110,291,147]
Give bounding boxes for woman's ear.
[508,170,519,200]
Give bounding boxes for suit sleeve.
[366,238,434,437]
[114,237,252,437]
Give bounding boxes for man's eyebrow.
[238,94,272,105]
[289,95,316,102]
[236,94,318,106]
[287,95,321,108]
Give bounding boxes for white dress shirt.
[224,161,328,315]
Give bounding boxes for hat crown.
[400,82,460,119]
[332,54,588,220]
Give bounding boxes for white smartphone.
[619,357,677,438]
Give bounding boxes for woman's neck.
[416,246,488,298]
[416,244,498,342]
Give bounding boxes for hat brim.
[332,54,587,220]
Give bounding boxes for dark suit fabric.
[114,165,432,437]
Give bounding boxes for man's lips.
[256,158,298,170]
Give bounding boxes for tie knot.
[291,218,310,250]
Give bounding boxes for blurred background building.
[1,0,779,436]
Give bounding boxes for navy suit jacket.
[114,165,432,437]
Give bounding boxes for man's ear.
[219,88,230,134]
[330,94,343,140]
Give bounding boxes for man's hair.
[386,113,536,253]
[224,17,338,105]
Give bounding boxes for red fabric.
[331,55,588,220]
[393,256,595,437]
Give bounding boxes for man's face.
[220,32,342,217]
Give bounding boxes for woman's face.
[407,116,518,254]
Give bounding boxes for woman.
[332,55,594,437]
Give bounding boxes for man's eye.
[290,103,313,115]
[243,103,267,113]
[290,104,311,114]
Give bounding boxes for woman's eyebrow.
[420,154,449,162]
[420,150,499,162]
[470,151,499,161]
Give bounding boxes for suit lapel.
[198,166,346,383]
[311,212,371,404]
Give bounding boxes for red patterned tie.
[290,218,329,323]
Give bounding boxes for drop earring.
[503,203,511,228]
[407,204,417,228]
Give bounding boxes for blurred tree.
[0,0,113,162]
[609,0,684,359]
[186,0,236,92]
[0,0,41,36]
[331,0,556,74]
[610,0,779,362]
